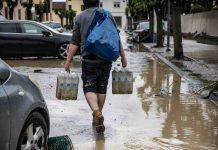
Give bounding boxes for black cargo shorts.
[82,60,112,94]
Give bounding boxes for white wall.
[100,0,127,29]
[181,10,218,37]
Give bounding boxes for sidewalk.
[143,37,218,82]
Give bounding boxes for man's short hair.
[83,0,100,8]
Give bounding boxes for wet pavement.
[5,43,218,150]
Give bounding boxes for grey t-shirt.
[71,7,118,57]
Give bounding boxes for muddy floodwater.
[5,46,218,149]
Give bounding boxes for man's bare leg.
[97,94,106,112]
[85,92,99,111]
[85,92,105,133]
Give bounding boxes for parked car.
[42,21,65,33]
[133,21,151,42]
[0,20,76,59]
[0,59,50,149]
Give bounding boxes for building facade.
[100,0,127,28]
[66,0,127,28]
[66,0,84,15]
[0,0,52,21]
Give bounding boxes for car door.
[0,65,10,150]
[18,22,55,57]
[0,22,23,57]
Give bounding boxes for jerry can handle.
[114,63,128,72]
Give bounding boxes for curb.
[153,53,188,80]
[143,43,188,79]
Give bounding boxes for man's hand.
[64,61,71,72]
[64,44,79,72]
[121,57,127,68]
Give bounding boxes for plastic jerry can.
[56,72,79,100]
[112,68,133,94]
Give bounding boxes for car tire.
[58,43,69,59]
[17,112,48,150]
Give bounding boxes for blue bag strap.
[81,9,105,50]
[87,9,108,35]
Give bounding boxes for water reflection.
[94,134,105,150]
[91,126,106,150]
[128,43,148,52]
[138,59,218,149]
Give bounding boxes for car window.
[21,23,44,34]
[43,23,52,28]
[53,23,61,29]
[0,23,17,33]
[141,22,149,30]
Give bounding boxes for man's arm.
[120,45,127,68]
[64,44,79,71]
[64,16,81,71]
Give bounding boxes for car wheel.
[58,43,69,59]
[17,112,48,150]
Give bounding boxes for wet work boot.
[92,110,105,133]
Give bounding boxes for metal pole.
[166,0,171,52]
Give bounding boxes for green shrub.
[190,4,205,13]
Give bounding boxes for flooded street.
[5,43,218,149]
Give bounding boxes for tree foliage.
[53,8,76,28]
[66,9,76,27]
[126,0,215,59]
[21,0,34,20]
[53,8,66,26]
[190,3,205,13]
[54,8,66,19]
[126,0,148,21]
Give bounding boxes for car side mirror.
[42,31,51,37]
[0,67,10,84]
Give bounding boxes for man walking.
[64,0,127,133]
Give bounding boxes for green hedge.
[190,4,205,13]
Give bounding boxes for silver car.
[42,21,65,33]
[0,59,50,150]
